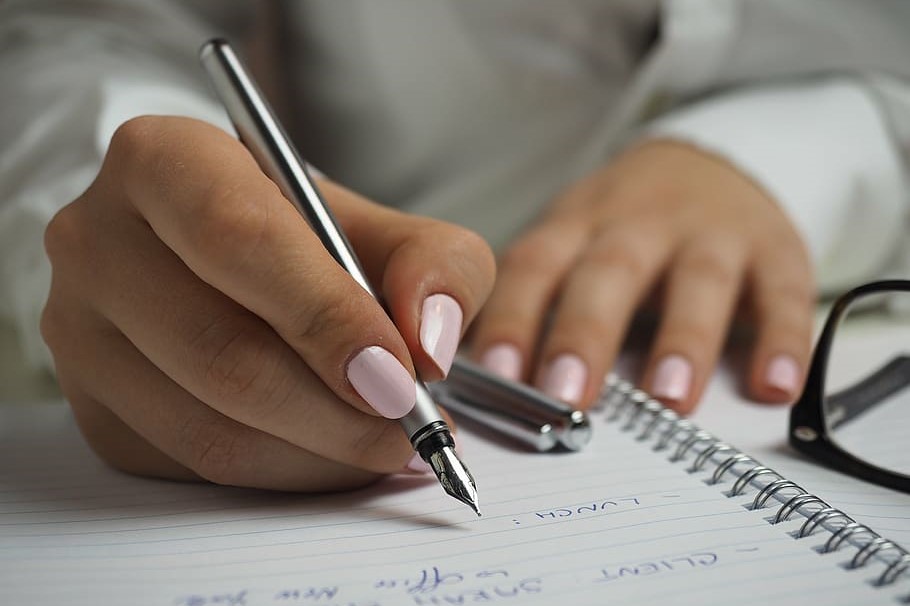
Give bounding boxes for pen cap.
[446,356,592,451]
[430,383,560,452]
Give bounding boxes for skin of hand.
[40,116,495,492]
[470,139,815,413]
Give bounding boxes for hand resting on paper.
[470,140,815,413]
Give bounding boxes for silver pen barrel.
[199,38,478,515]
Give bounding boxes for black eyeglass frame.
[789,279,910,494]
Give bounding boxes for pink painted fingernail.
[405,452,433,474]
[479,343,522,381]
[420,293,463,377]
[347,346,416,419]
[540,353,587,405]
[765,354,800,397]
[652,354,693,403]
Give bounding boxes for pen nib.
[428,446,481,516]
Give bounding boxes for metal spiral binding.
[597,375,910,591]
[624,396,663,432]
[654,419,695,452]
[604,379,634,421]
[850,538,898,570]
[690,443,733,474]
[823,523,877,553]
[773,494,827,525]
[879,553,910,586]
[597,374,619,410]
[798,507,852,538]
[710,453,755,485]
[750,479,805,511]
[730,466,780,497]
[671,430,714,463]
[621,390,653,431]
[638,407,679,442]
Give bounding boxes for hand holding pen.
[40,45,495,502]
[200,39,483,511]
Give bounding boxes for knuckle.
[39,300,64,353]
[547,320,622,365]
[107,116,175,181]
[582,236,650,278]
[662,321,717,351]
[109,116,273,267]
[756,280,815,318]
[108,116,193,211]
[421,223,497,300]
[190,181,273,265]
[448,227,497,278]
[574,313,617,342]
[439,223,490,257]
[679,249,739,287]
[766,319,812,348]
[183,418,246,485]
[42,208,90,354]
[776,282,815,311]
[43,202,89,268]
[193,314,286,409]
[500,234,561,275]
[108,116,161,159]
[287,287,363,350]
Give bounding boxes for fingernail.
[479,343,522,381]
[765,354,800,397]
[405,452,433,474]
[347,346,416,419]
[652,354,693,403]
[540,353,587,404]
[420,293,463,377]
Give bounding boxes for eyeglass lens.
[823,290,910,479]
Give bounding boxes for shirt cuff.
[641,78,907,293]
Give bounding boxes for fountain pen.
[199,38,479,515]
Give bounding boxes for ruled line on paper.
[0,494,735,549]
[7,528,795,587]
[0,477,691,532]
[3,403,908,606]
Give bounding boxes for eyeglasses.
[789,280,910,494]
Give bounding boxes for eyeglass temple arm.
[825,354,910,430]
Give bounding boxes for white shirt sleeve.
[640,78,909,295]
[0,2,231,369]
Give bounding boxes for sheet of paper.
[2,402,907,605]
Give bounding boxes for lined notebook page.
[1,403,907,605]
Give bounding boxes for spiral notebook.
[1,380,909,605]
